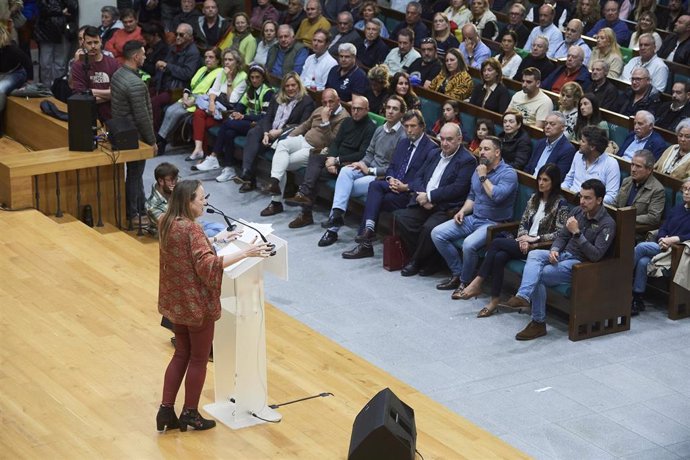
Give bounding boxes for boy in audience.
[502,179,616,340]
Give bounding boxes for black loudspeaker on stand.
[67,93,97,151]
[348,387,417,460]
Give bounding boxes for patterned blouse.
[158,218,224,327]
[429,70,473,101]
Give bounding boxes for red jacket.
[106,27,144,64]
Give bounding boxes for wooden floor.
[0,209,528,459]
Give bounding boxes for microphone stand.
[206,204,276,256]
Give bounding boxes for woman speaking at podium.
[155,179,271,432]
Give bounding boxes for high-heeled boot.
[179,408,216,432]
[156,405,180,432]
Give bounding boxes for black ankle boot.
[179,408,216,432]
[156,405,180,432]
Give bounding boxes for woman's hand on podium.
[214,229,243,244]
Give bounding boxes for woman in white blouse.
[496,30,521,79]
[628,11,662,51]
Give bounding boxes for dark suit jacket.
[656,102,690,131]
[541,65,592,92]
[408,146,477,211]
[469,83,510,114]
[354,36,390,69]
[328,28,361,57]
[658,34,690,64]
[384,134,437,183]
[591,79,620,112]
[619,131,668,160]
[525,135,576,177]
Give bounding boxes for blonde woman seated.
[457,163,569,317]
[429,48,473,101]
[589,28,624,78]
[655,119,690,180]
[558,82,584,140]
[187,49,248,162]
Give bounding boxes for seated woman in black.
[457,163,569,317]
[469,57,510,114]
[498,109,532,170]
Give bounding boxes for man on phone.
[71,26,120,122]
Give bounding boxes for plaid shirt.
[145,184,168,230]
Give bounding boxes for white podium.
[203,224,288,430]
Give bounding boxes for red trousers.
[192,109,221,151]
[161,318,214,409]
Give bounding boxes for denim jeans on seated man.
[326,167,375,230]
[515,250,581,322]
[431,216,498,284]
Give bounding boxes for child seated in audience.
[429,100,461,136]
[467,118,495,157]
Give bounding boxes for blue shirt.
[622,133,652,160]
[459,40,491,69]
[524,23,564,59]
[468,160,518,222]
[562,152,621,205]
[535,134,565,173]
[325,65,368,102]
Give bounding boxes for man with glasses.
[285,95,377,229]
[325,43,368,102]
[328,11,359,57]
[408,37,442,88]
[618,67,662,117]
[499,3,529,48]
[391,1,429,47]
[621,34,669,94]
[552,19,591,65]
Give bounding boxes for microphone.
[206,205,276,256]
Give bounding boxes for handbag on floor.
[383,216,408,271]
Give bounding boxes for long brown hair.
[158,179,202,245]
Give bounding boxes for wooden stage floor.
[0,209,527,459]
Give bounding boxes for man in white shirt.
[383,29,421,74]
[507,67,554,128]
[523,4,563,58]
[621,33,669,93]
[300,28,337,90]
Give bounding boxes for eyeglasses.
[351,106,367,112]
[175,32,187,37]
[682,187,690,193]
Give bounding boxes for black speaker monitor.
[67,93,97,152]
[348,388,417,460]
[106,117,140,150]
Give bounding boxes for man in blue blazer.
[393,123,477,277]
[342,110,437,259]
[541,46,592,93]
[524,111,576,177]
[618,111,668,160]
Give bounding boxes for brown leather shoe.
[499,295,530,312]
[239,181,256,193]
[451,284,469,300]
[284,192,313,207]
[288,211,314,228]
[342,244,374,259]
[436,276,461,290]
[515,320,547,340]
[261,178,281,195]
[260,201,283,217]
[354,228,376,243]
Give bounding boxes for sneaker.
[216,167,234,182]
[192,155,220,171]
[186,151,204,161]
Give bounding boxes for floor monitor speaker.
[348,387,416,460]
[67,93,97,151]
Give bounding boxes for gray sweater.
[111,65,156,146]
[360,122,405,174]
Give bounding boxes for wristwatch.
[479,175,487,182]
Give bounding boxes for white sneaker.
[192,155,220,171]
[216,167,234,182]
[185,151,204,161]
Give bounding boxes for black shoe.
[342,244,374,259]
[354,228,375,243]
[436,276,461,290]
[318,230,338,247]
[179,408,216,432]
[631,295,646,317]
[321,211,344,228]
[156,405,180,432]
[419,264,441,277]
[401,260,420,277]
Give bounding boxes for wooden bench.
[0,96,154,227]
[488,171,635,341]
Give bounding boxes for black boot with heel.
[179,408,216,432]
[156,405,180,433]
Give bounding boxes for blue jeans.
[431,215,495,283]
[331,167,375,212]
[0,67,28,113]
[633,242,661,294]
[516,250,581,322]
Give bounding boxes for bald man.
[542,45,592,93]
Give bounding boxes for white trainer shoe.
[215,167,234,182]
[192,155,220,171]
